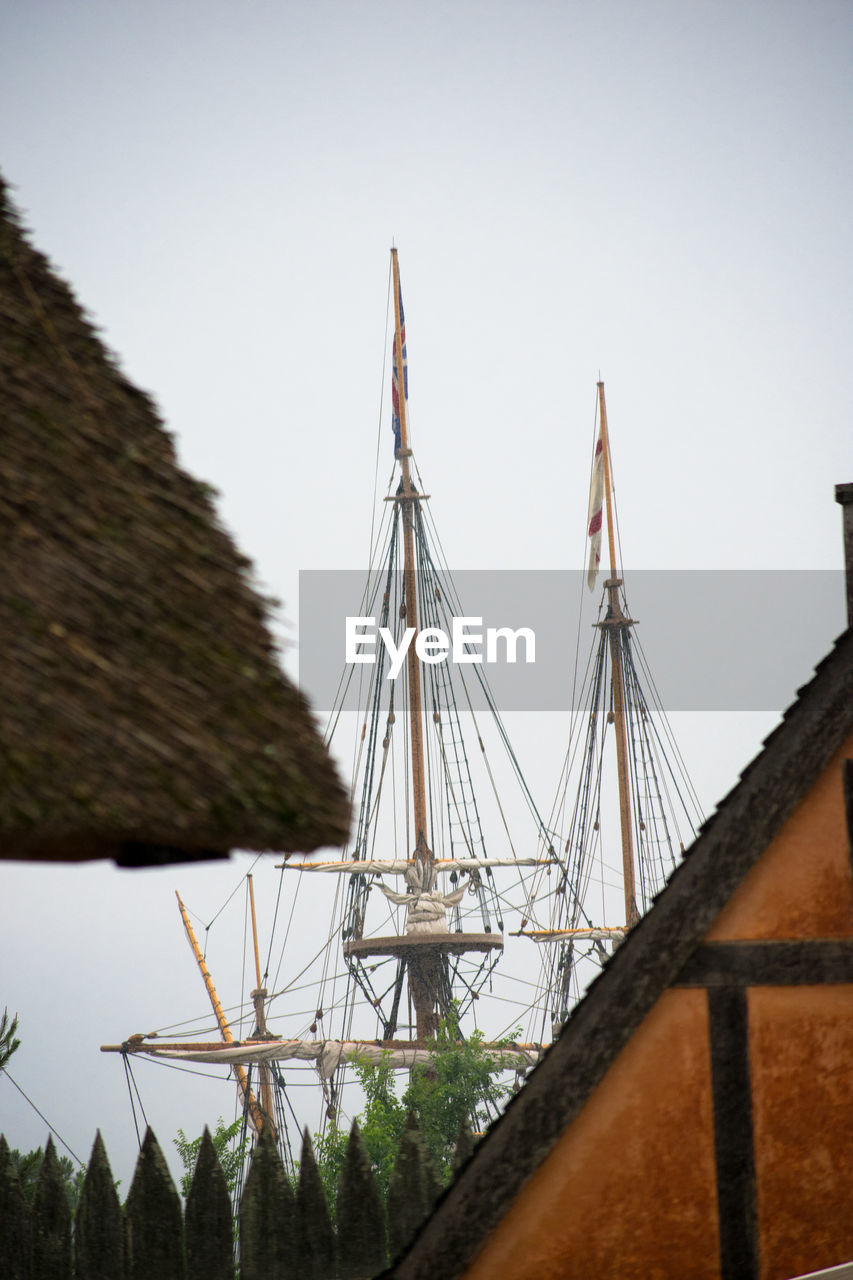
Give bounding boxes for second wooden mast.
[391,248,438,1040]
[596,381,639,928]
[391,249,429,865]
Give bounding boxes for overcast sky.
[1,0,851,1190]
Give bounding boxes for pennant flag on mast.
[391,281,407,455]
[586,429,604,590]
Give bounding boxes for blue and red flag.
[391,284,407,455]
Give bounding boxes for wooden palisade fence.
[0,1115,468,1279]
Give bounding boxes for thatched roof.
[0,175,349,865]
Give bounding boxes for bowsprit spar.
[102,255,702,1167]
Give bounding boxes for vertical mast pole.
[391,249,429,863]
[596,382,639,926]
[175,892,267,1133]
[391,249,439,1042]
[247,875,276,1139]
[599,382,619,582]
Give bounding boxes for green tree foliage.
[0,1008,20,1070]
[404,1020,513,1177]
[0,1133,30,1279]
[6,1146,85,1213]
[173,1116,250,1200]
[315,1009,519,1211]
[312,1053,403,1211]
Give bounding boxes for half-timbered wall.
[463,731,853,1280]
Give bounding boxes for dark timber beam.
[708,987,759,1280]
[675,939,853,988]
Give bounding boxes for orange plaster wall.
[750,985,853,1280]
[707,733,853,942]
[463,990,720,1280]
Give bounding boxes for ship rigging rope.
[347,516,398,869]
[143,949,359,1041]
[122,1054,148,1151]
[431,726,478,859]
[415,494,546,843]
[624,643,684,843]
[408,528,595,954]
[585,652,612,920]
[271,1064,300,1167]
[269,879,308,1008]
[593,393,702,826]
[365,256,395,570]
[545,391,609,873]
[186,854,263,945]
[416,489,576,883]
[415,518,498,920]
[270,932,350,1008]
[316,874,346,1033]
[163,900,351,1038]
[2,1070,85,1167]
[264,863,288,985]
[317,357,628,1103]
[630,632,704,821]
[316,261,397,765]
[520,395,706,1027]
[323,504,396,751]
[135,1056,240,1083]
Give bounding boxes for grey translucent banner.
[298,570,845,712]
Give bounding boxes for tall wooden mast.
[342,252,502,1046]
[391,248,438,1040]
[391,249,429,862]
[596,382,639,927]
[246,875,276,1140]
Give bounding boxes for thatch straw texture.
[0,176,349,865]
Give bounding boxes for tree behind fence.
[0,1114,460,1279]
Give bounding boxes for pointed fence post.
[386,1113,438,1264]
[297,1129,336,1280]
[185,1128,233,1280]
[335,1120,386,1279]
[124,1129,184,1280]
[74,1132,123,1280]
[238,1125,297,1279]
[0,1134,30,1280]
[30,1136,72,1280]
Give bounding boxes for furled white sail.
[113,1038,543,1080]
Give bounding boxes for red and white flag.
[586,431,604,590]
